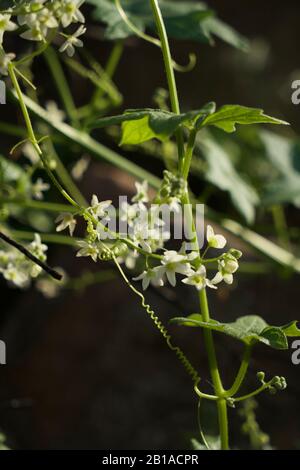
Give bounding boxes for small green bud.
[112,242,128,258]
[159,187,170,199]
[268,386,277,395]
[226,398,235,408]
[257,371,265,382]
[229,248,243,259]
[272,376,287,391]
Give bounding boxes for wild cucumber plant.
[1,0,300,450]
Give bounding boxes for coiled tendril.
[112,254,200,385]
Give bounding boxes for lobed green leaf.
[90,103,216,145]
[171,314,300,350]
[200,105,289,133]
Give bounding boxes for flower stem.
[225,345,252,397]
[8,62,79,209]
[149,0,229,449]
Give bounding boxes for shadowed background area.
[0,0,299,450]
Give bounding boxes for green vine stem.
[8,63,79,210]
[149,0,185,166]
[225,345,252,398]
[149,0,230,449]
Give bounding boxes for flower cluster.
[54,179,242,293]
[0,0,86,75]
[132,226,241,292]
[0,234,48,288]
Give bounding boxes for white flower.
[132,180,149,203]
[117,249,139,270]
[32,178,50,200]
[212,255,239,285]
[20,25,44,41]
[55,212,77,236]
[1,263,29,288]
[0,14,17,45]
[159,250,192,287]
[130,222,152,253]
[182,265,217,291]
[45,101,66,122]
[76,240,99,262]
[59,24,86,57]
[71,155,90,181]
[179,242,199,261]
[28,233,48,261]
[168,197,181,213]
[37,7,59,32]
[206,225,227,249]
[120,201,146,227]
[58,0,85,28]
[133,267,164,291]
[90,195,112,220]
[0,50,15,76]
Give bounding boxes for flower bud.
[257,371,265,382]
[229,249,243,259]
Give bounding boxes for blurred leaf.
[87,0,248,50]
[260,131,300,207]
[170,314,298,350]
[196,136,259,223]
[0,433,9,451]
[26,210,53,232]
[0,156,24,183]
[201,105,288,133]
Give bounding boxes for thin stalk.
[225,345,252,397]
[44,138,88,207]
[0,198,76,213]
[271,204,291,251]
[104,41,124,78]
[149,0,185,167]
[8,62,80,209]
[233,382,271,403]
[182,129,196,180]
[43,47,80,128]
[10,229,79,246]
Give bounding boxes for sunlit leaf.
[90,103,216,145]
[200,105,289,133]
[170,314,300,350]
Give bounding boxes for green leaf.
[170,314,299,350]
[86,0,248,50]
[202,17,248,51]
[90,104,216,145]
[196,136,259,223]
[281,321,300,337]
[200,105,289,133]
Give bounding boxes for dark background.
[0,0,300,450]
